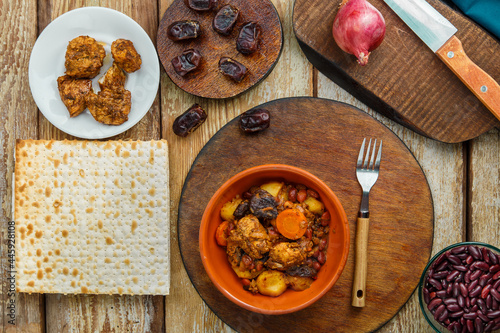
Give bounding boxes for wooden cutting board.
[293,0,500,143]
[178,97,434,332]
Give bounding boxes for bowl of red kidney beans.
[419,242,500,332]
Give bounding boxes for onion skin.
[332,0,386,66]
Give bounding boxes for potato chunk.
[256,270,288,297]
[287,276,314,291]
[220,196,243,221]
[260,181,284,198]
[303,196,324,215]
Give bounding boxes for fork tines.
[357,138,382,171]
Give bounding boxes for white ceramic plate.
[29,7,160,139]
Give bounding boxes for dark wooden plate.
[293,0,500,143]
[157,0,283,99]
[178,97,434,332]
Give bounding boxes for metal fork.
[352,138,382,308]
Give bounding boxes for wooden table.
[1,1,498,332]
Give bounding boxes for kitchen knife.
[384,0,500,121]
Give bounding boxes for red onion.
[332,0,386,66]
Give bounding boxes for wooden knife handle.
[436,36,500,122]
[352,217,370,307]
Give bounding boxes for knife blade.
[384,0,500,121]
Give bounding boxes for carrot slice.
[215,221,230,246]
[276,209,308,240]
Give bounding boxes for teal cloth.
[450,0,500,39]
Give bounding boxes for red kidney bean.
[460,283,469,297]
[447,283,453,295]
[320,211,330,227]
[429,278,443,290]
[435,304,447,319]
[471,270,483,281]
[487,310,500,319]
[317,251,326,265]
[471,296,478,306]
[476,310,489,323]
[467,296,471,308]
[443,279,449,290]
[493,279,500,290]
[480,273,493,287]
[448,270,461,282]
[454,265,468,272]
[448,303,462,312]
[489,265,500,274]
[477,298,487,312]
[434,270,449,279]
[428,298,443,311]
[463,312,478,320]
[489,251,498,265]
[465,270,472,284]
[475,261,491,271]
[438,309,449,323]
[493,298,499,310]
[494,271,500,280]
[430,291,437,299]
[452,246,468,254]
[483,248,491,263]
[312,261,321,272]
[491,288,500,302]
[466,255,474,265]
[297,189,307,203]
[318,238,327,251]
[448,255,462,266]
[288,187,297,202]
[470,285,482,298]
[453,282,461,298]
[475,317,485,333]
[436,260,450,272]
[458,295,466,308]
[444,297,458,305]
[466,319,474,332]
[469,246,482,259]
[482,284,493,299]
[306,189,319,199]
[437,290,449,298]
[487,295,493,308]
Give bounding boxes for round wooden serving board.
[293,0,500,143]
[157,0,283,99]
[178,97,434,332]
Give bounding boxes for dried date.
[219,57,247,82]
[249,189,277,220]
[172,104,207,137]
[167,20,200,41]
[184,0,217,11]
[239,108,270,133]
[171,49,202,76]
[213,5,239,35]
[236,22,260,54]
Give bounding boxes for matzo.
[14,140,170,295]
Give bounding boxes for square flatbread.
[14,140,170,295]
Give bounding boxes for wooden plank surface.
[0,0,499,332]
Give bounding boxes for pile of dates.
[169,0,261,82]
[423,244,500,332]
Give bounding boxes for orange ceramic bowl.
[199,164,350,315]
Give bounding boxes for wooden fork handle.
[436,36,500,122]
[352,217,370,307]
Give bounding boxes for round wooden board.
[157,0,283,99]
[178,97,434,332]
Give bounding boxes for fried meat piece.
[87,88,131,125]
[98,62,127,90]
[64,36,105,78]
[266,242,307,270]
[57,75,93,117]
[111,39,142,73]
[228,215,271,260]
